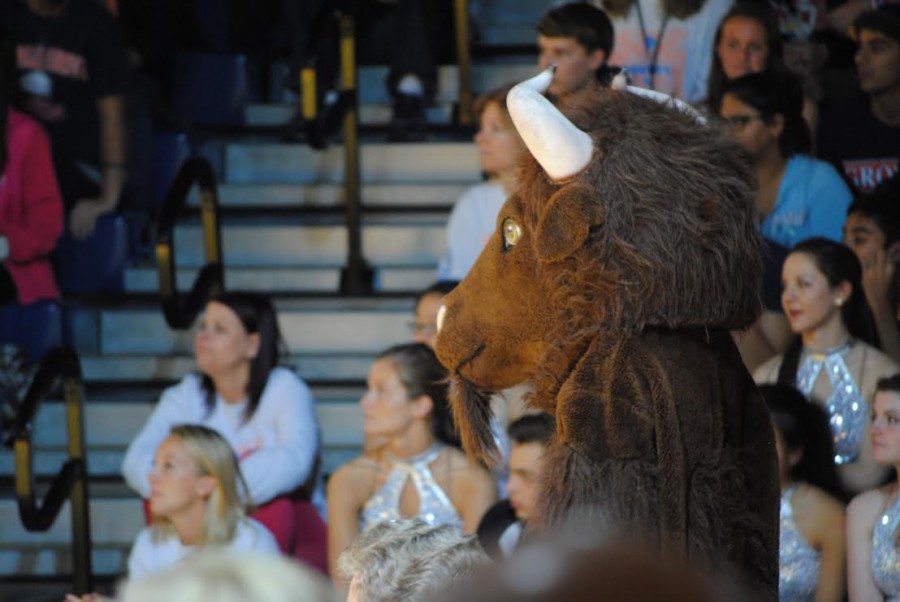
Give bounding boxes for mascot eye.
[501,218,523,252]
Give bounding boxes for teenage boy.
[536,3,616,102]
[818,5,900,194]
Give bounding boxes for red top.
[0,108,63,304]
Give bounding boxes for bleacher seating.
[0,1,548,592]
[53,214,128,295]
[174,53,248,128]
[0,301,63,365]
[151,131,191,205]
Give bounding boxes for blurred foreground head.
[440,533,755,602]
[118,551,336,602]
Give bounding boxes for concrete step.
[92,298,412,356]
[188,182,469,209]
[305,63,536,106]
[246,102,454,128]
[167,221,445,267]
[224,142,480,184]
[0,542,129,577]
[0,395,363,473]
[478,24,539,46]
[81,353,375,384]
[125,265,437,294]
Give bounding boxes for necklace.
[802,338,853,359]
[634,0,671,89]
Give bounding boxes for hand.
[69,199,113,240]
[861,248,895,316]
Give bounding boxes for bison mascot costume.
[434,70,779,597]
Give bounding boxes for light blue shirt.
[761,155,852,248]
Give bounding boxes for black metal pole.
[338,0,374,294]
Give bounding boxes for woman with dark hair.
[326,343,495,581]
[706,2,819,129]
[707,3,784,110]
[718,71,851,248]
[0,25,63,307]
[755,238,899,494]
[122,292,320,558]
[758,384,846,602]
[847,374,900,601]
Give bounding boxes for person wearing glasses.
[717,71,851,249]
[410,281,458,350]
[720,70,851,371]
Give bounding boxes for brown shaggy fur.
[434,85,779,598]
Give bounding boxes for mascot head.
[435,71,763,463]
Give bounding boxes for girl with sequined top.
[759,384,847,602]
[326,343,496,582]
[847,375,900,602]
[755,238,900,495]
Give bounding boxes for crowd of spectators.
[0,0,899,600]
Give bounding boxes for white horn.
[611,70,706,125]
[506,68,593,181]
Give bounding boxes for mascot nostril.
[434,71,779,598]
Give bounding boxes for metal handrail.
[5,347,92,594]
[336,0,374,295]
[155,156,224,329]
[454,0,473,125]
[299,0,374,294]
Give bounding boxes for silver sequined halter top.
[779,485,820,601]
[872,491,900,600]
[795,341,867,465]
[359,443,463,533]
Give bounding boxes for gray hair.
[338,519,490,602]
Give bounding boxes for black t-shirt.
[12,0,128,167]
[816,93,900,195]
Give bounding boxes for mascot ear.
[535,183,603,263]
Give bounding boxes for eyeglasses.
[719,113,764,131]
[408,322,437,335]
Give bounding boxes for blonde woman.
[66,425,278,601]
[128,424,278,578]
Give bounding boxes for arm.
[828,0,869,36]
[752,354,783,385]
[732,312,793,373]
[326,463,364,582]
[846,490,884,602]
[237,371,319,505]
[861,249,900,362]
[454,463,498,535]
[121,379,198,498]
[4,122,63,262]
[68,95,126,239]
[809,492,847,602]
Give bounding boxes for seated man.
[817,5,900,194]
[844,180,900,361]
[477,413,555,559]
